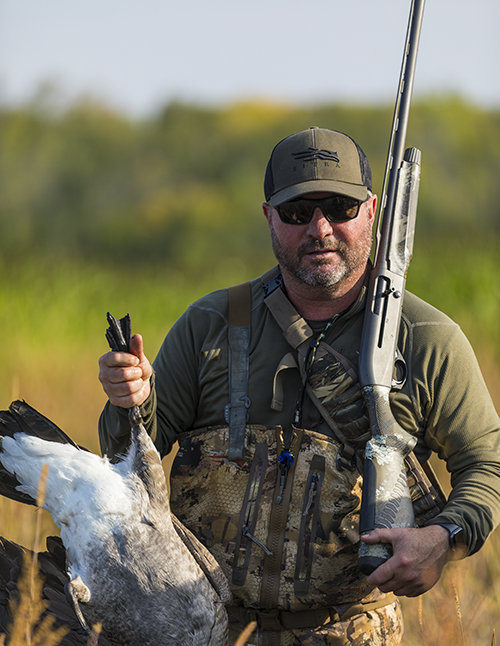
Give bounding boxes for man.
[98,127,500,646]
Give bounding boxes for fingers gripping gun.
[357,0,426,576]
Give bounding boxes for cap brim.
[268,180,369,206]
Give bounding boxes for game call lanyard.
[276,316,337,503]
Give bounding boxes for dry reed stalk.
[2,462,69,646]
[399,562,473,646]
[6,550,69,646]
[450,573,466,646]
[233,621,257,646]
[417,593,424,645]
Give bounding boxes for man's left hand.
[360,525,450,597]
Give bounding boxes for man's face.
[263,192,376,289]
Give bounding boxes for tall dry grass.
[0,464,69,646]
[400,530,500,644]
[399,356,500,644]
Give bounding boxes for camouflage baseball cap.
[264,127,372,206]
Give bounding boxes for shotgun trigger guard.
[391,348,407,390]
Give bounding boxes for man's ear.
[262,202,273,224]
[367,194,377,223]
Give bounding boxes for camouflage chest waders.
[169,270,444,646]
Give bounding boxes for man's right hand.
[98,334,152,408]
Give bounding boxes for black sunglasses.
[275,195,365,225]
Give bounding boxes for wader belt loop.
[228,592,397,631]
[271,353,298,412]
[227,282,252,461]
[337,443,358,472]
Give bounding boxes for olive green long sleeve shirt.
[99,273,500,556]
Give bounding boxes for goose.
[0,398,232,646]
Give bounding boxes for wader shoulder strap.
[227,281,252,461]
[261,266,313,353]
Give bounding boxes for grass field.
[0,242,499,644]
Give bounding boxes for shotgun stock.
[357,0,426,576]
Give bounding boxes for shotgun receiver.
[357,0,426,576]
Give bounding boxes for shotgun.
[357,0,426,576]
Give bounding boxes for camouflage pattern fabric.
[228,599,403,646]
[170,347,441,634]
[306,342,370,451]
[170,424,373,610]
[306,338,445,524]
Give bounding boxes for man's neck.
[280,266,368,320]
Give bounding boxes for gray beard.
[269,219,373,288]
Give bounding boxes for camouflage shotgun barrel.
[357,0,426,576]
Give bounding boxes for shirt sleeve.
[98,315,201,461]
[149,311,202,457]
[408,321,500,555]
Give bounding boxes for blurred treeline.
[1,94,499,362]
[2,93,499,268]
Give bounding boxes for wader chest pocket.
[294,455,325,597]
[233,442,269,586]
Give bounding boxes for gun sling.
[260,267,363,473]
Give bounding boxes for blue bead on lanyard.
[276,450,294,504]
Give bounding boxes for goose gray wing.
[0,536,115,646]
[126,409,232,603]
[105,313,232,606]
[170,513,232,604]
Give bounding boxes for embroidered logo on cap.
[292,147,340,163]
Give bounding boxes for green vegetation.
[1,95,499,268]
[0,93,498,369]
[0,93,499,644]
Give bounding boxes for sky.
[0,0,499,117]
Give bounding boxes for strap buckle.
[336,443,357,472]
